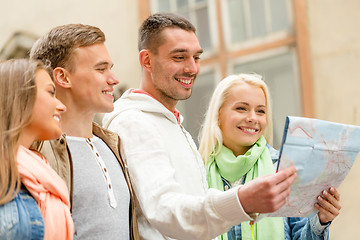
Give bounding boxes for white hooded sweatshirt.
[103,89,251,240]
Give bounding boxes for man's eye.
[97,68,106,72]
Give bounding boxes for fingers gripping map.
[269,116,360,217]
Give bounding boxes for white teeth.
[53,116,60,122]
[243,128,256,133]
[102,91,113,95]
[176,78,192,84]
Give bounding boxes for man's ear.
[53,67,71,88]
[139,49,152,73]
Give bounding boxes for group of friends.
[0,12,341,240]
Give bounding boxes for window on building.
[224,0,292,46]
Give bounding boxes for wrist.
[237,185,252,214]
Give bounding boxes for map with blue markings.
[268,116,360,217]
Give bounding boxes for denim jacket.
[0,187,44,240]
[225,145,330,240]
[227,212,329,240]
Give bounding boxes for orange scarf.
[17,145,74,240]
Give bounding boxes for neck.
[60,108,94,138]
[57,91,96,138]
[19,132,34,149]
[140,75,177,112]
[159,96,177,113]
[224,143,250,157]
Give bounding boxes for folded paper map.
[268,116,360,217]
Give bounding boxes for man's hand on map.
[238,166,297,214]
[315,187,341,224]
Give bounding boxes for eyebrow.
[236,102,266,108]
[94,61,114,68]
[169,48,204,54]
[237,102,249,106]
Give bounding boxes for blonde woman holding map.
[199,73,341,240]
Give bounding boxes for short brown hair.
[138,12,196,53]
[30,24,105,72]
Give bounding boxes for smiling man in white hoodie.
[103,13,296,240]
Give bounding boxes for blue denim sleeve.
[0,189,44,240]
[284,214,330,240]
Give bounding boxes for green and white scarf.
[206,135,284,240]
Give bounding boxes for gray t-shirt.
[66,135,130,240]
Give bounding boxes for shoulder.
[39,138,66,164]
[93,122,121,157]
[107,107,162,132]
[103,105,147,129]
[93,122,119,141]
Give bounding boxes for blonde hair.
[0,58,44,204]
[198,73,273,163]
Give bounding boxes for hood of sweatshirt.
[103,89,182,128]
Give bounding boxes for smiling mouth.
[175,77,192,85]
[102,90,113,95]
[239,127,258,133]
[53,115,60,122]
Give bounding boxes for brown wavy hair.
[0,58,45,204]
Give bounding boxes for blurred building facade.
[1,0,359,238]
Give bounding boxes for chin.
[38,132,62,141]
[99,103,114,113]
[242,139,258,147]
[55,131,63,139]
[178,93,192,101]
[102,107,114,113]
[50,129,63,139]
